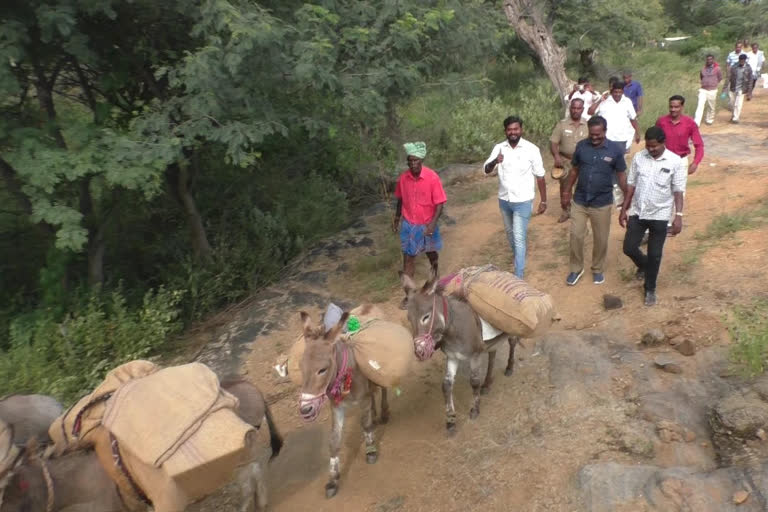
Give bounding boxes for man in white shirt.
[565,77,599,121]
[747,42,765,90]
[726,42,744,69]
[588,81,641,153]
[620,126,686,307]
[484,115,547,278]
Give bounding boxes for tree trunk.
[173,163,213,262]
[502,0,571,107]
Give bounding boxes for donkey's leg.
[505,335,519,377]
[325,405,345,499]
[481,350,496,395]
[370,387,378,424]
[379,386,390,425]
[442,358,459,434]
[361,388,379,464]
[469,354,484,419]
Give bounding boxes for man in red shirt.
[393,141,447,308]
[655,95,704,233]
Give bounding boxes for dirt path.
[196,89,768,511]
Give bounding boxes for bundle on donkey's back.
[0,362,283,512]
[401,265,555,434]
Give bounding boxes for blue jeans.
[498,199,532,278]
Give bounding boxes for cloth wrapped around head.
[403,141,427,159]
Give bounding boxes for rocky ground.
[188,89,768,511]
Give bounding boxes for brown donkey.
[401,271,517,435]
[297,311,389,499]
[0,381,283,512]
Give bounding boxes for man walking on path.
[393,142,447,309]
[620,127,686,307]
[747,42,764,90]
[656,95,704,176]
[550,99,589,223]
[728,54,754,123]
[484,116,547,279]
[562,116,627,286]
[588,81,641,154]
[565,77,599,120]
[656,95,702,235]
[694,54,723,126]
[622,71,644,116]
[726,42,744,69]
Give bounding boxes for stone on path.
[642,328,666,346]
[654,357,683,374]
[733,490,749,504]
[674,339,696,356]
[603,294,623,310]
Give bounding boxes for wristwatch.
[675,212,684,217]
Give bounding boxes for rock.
[642,329,666,346]
[654,357,682,374]
[712,394,768,438]
[656,420,695,443]
[757,428,767,441]
[603,294,623,310]
[733,490,749,504]
[674,339,696,356]
[753,376,768,402]
[684,430,697,442]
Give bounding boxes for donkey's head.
[297,311,349,422]
[400,268,447,361]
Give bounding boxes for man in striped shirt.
[620,127,686,306]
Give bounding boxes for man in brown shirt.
[550,98,589,222]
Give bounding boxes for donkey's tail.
[264,402,284,460]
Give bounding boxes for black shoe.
[644,291,657,306]
[635,269,645,281]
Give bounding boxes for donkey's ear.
[421,266,439,295]
[324,312,350,342]
[399,271,418,295]
[299,311,314,337]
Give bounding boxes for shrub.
[0,286,183,403]
[729,299,768,377]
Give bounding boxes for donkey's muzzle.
[299,394,327,422]
[414,333,437,361]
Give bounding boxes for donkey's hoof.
[446,422,457,436]
[366,451,379,464]
[469,407,480,420]
[480,385,492,395]
[504,367,514,377]
[379,411,390,425]
[325,482,339,499]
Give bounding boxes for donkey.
[0,380,283,512]
[0,394,64,446]
[297,311,389,499]
[400,270,517,435]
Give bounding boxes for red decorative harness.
[299,342,353,422]
[413,295,449,361]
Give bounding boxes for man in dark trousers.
[620,127,686,306]
[562,116,627,286]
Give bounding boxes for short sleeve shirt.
[483,138,545,203]
[550,118,589,157]
[394,166,447,225]
[571,139,627,208]
[627,149,686,221]
[596,96,637,147]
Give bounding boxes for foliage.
[0,286,182,403]
[729,299,768,377]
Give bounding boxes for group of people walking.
[696,41,764,124]
[393,43,758,309]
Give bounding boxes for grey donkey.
[0,380,283,512]
[400,270,517,435]
[297,311,390,499]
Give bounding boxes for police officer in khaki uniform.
[550,98,589,222]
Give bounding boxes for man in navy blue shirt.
[623,71,644,116]
[562,116,627,285]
